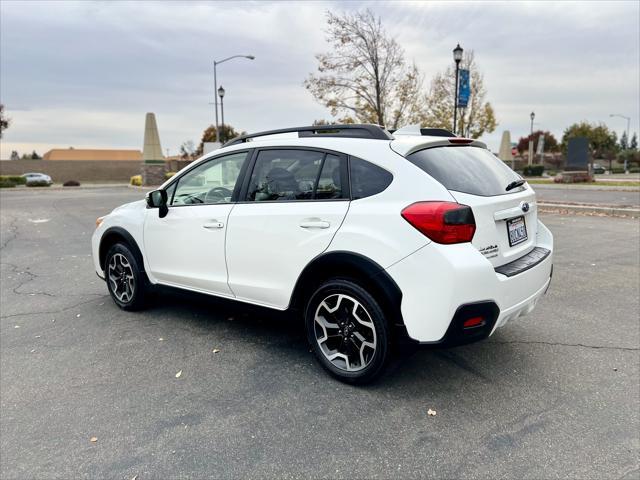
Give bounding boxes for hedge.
[523,164,545,176]
[130,175,142,186]
[26,180,51,187]
[0,175,26,185]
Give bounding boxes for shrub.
[0,180,16,188]
[611,168,626,174]
[26,180,51,187]
[165,171,177,179]
[63,180,81,187]
[523,164,545,176]
[0,175,26,185]
[130,175,142,186]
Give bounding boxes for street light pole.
[452,44,463,136]
[218,85,226,144]
[528,111,535,166]
[610,113,631,172]
[214,55,255,145]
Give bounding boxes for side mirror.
[146,189,169,218]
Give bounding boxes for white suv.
[92,124,553,383]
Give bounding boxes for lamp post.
[528,111,535,166]
[218,85,226,144]
[610,113,631,172]
[214,55,254,144]
[452,44,463,135]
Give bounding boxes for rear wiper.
[505,179,526,191]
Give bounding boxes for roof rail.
[223,124,393,147]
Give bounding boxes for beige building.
[43,148,142,161]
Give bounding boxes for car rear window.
[407,146,524,196]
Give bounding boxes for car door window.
[247,149,328,201]
[315,154,343,200]
[171,152,248,205]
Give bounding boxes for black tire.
[305,279,390,384]
[105,243,148,311]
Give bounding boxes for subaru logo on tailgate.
[521,202,530,213]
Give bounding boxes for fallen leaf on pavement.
[14,325,20,329]
[175,370,182,378]
[130,475,138,480]
[158,338,164,341]
[76,314,81,318]
[90,437,98,443]
[212,349,220,354]
[427,409,437,416]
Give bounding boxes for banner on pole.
[457,69,470,107]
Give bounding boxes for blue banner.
[457,69,470,108]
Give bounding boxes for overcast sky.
[1,0,638,158]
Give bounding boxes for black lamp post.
[218,85,226,144]
[528,111,536,166]
[530,111,535,135]
[452,44,464,136]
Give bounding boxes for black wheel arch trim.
[99,227,146,273]
[289,250,406,331]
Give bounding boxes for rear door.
[407,146,537,267]
[225,148,349,308]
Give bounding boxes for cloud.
[1,0,638,157]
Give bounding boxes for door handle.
[203,222,224,229]
[299,220,330,229]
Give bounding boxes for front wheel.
[105,243,148,311]
[305,279,390,384]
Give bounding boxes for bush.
[523,164,545,176]
[0,175,26,185]
[629,167,640,173]
[130,175,142,186]
[611,168,626,174]
[165,171,177,179]
[0,180,16,188]
[63,180,81,187]
[26,180,51,187]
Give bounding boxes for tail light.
[401,201,476,244]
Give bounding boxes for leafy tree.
[10,150,19,161]
[422,51,497,138]
[179,140,196,160]
[0,104,9,139]
[516,130,559,154]
[619,131,628,150]
[31,150,41,159]
[630,132,638,150]
[561,122,618,158]
[305,10,425,129]
[195,124,242,156]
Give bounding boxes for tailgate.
[449,188,538,267]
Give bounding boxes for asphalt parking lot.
[1,187,639,479]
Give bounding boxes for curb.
[538,202,640,218]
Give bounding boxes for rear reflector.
[401,201,476,244]
[463,316,485,328]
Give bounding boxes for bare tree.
[0,104,10,139]
[305,10,425,129]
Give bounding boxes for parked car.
[21,172,53,185]
[92,124,553,383]
[592,163,606,174]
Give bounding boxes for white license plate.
[507,216,528,246]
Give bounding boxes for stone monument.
[141,112,166,186]
[555,136,592,183]
[498,131,513,167]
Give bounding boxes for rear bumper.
[385,219,553,343]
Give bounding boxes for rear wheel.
[305,279,390,384]
[105,243,148,311]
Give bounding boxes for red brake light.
[448,138,474,144]
[401,201,476,244]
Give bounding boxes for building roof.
[43,148,143,161]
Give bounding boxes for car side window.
[171,152,248,205]
[350,157,393,200]
[247,149,346,202]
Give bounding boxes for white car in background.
[21,172,53,185]
[92,124,553,383]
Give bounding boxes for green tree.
[0,104,9,139]
[305,10,425,129]
[195,124,242,156]
[31,150,40,159]
[630,132,638,150]
[561,122,618,158]
[422,51,497,138]
[620,131,628,150]
[516,130,559,154]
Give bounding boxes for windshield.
[407,146,524,197]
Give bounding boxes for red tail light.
[401,201,476,244]
[449,138,474,144]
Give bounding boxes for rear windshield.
[407,146,524,196]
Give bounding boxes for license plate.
[507,216,528,246]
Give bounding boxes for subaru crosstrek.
[92,124,553,383]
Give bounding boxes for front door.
[226,148,350,308]
[143,150,249,296]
